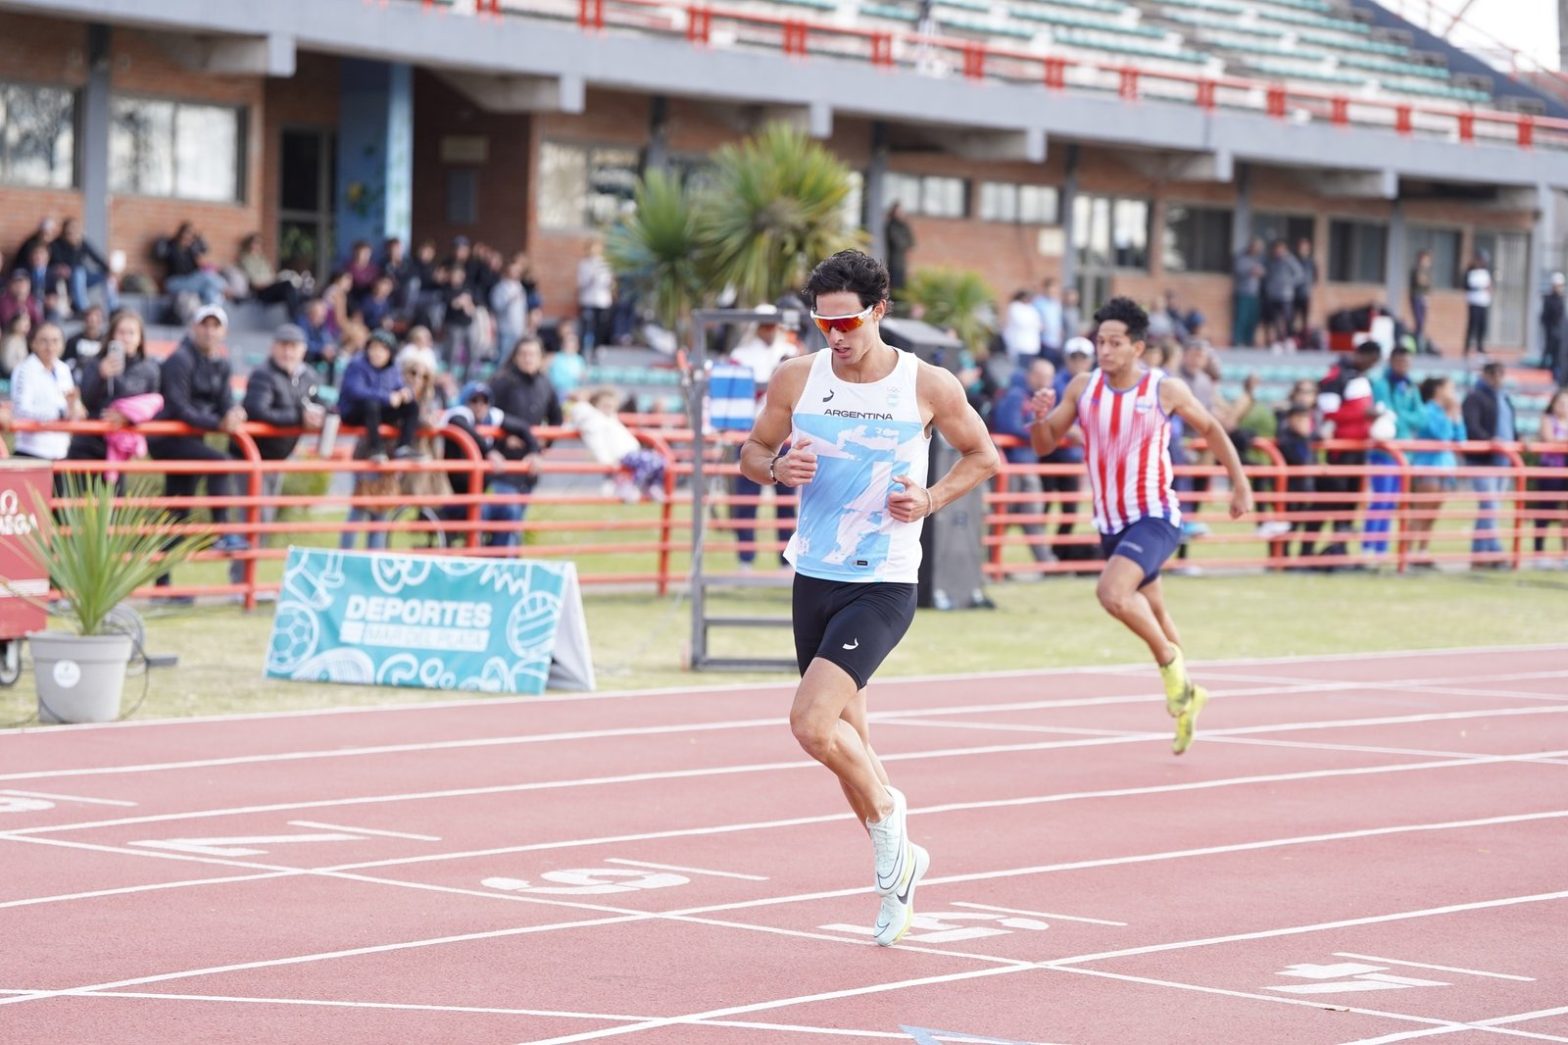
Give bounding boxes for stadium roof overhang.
[7,0,1568,194]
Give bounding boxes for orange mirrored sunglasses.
[810,303,876,336]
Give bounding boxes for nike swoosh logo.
[842,639,860,650]
[896,878,913,904]
[822,389,835,402]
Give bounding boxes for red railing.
[400,0,1568,151]
[6,417,1566,607]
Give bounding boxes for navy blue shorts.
[793,573,917,690]
[1100,517,1182,588]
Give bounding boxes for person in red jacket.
[1314,340,1385,567]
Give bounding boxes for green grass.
[2,570,1562,728]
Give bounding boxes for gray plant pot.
[29,632,133,725]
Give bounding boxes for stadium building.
[2,0,1567,356]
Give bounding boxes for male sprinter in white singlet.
[740,251,998,946]
[1030,297,1253,754]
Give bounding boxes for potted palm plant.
[21,477,211,723]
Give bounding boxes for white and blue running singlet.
[783,347,930,584]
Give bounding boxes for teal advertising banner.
[265,549,594,694]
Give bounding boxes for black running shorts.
[792,572,918,690]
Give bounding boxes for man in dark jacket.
[487,335,560,532]
[1461,361,1517,566]
[49,217,117,314]
[1541,273,1565,383]
[244,324,324,468]
[147,305,248,597]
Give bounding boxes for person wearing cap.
[338,329,421,463]
[1540,272,1565,382]
[148,305,248,598]
[244,324,325,472]
[442,381,540,547]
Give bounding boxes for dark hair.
[1418,376,1448,402]
[1390,345,1411,360]
[1091,296,1150,342]
[1482,360,1506,377]
[1353,339,1383,359]
[803,250,889,310]
[1286,403,1313,418]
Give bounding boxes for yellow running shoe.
[1159,647,1192,718]
[1173,683,1210,755]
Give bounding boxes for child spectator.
[358,274,398,332]
[547,324,587,398]
[1,310,33,378]
[338,330,420,463]
[568,388,666,502]
[1274,403,1320,562]
[1407,376,1466,567]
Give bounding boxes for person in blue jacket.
[338,330,420,462]
[990,357,1057,568]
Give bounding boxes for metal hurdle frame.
[684,308,799,672]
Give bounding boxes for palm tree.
[604,168,707,340]
[903,267,997,353]
[699,123,863,307]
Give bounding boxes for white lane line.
[2,663,1529,788]
[603,858,768,882]
[1341,1021,1568,1044]
[0,871,300,911]
[1043,966,1531,1043]
[324,754,1564,875]
[1042,890,1568,969]
[1331,952,1536,982]
[949,901,1126,926]
[69,990,656,1023]
[514,966,1034,1045]
[35,642,1557,733]
[1208,735,1568,766]
[286,821,441,842]
[0,789,137,807]
[0,735,1165,839]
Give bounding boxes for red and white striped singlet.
[1075,367,1182,535]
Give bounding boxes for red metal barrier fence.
[5,419,1566,606]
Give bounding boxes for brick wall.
[411,69,533,266]
[0,13,264,286]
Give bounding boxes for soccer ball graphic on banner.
[267,602,319,675]
[508,591,562,658]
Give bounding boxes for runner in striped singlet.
[1028,297,1254,754]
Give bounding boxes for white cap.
[192,304,228,327]
[1553,272,1565,286]
[1065,336,1094,357]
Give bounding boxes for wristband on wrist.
[768,453,781,483]
[923,486,935,516]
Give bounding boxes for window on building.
[1327,219,1387,284]
[1406,226,1461,290]
[882,172,968,219]
[538,141,639,231]
[1163,205,1234,274]
[109,97,243,202]
[0,82,76,189]
[977,181,1060,225]
[1074,194,1150,271]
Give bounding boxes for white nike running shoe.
[873,843,930,947]
[867,786,909,896]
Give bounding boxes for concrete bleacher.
[730,0,1505,110]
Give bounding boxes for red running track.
[0,646,1565,1045]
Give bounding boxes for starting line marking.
[287,821,441,842]
[950,901,1126,927]
[1332,951,1536,982]
[603,857,768,881]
